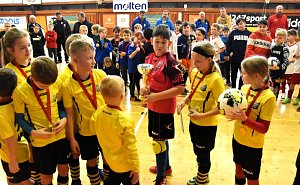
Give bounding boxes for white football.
[218,88,248,115]
[267,57,279,67]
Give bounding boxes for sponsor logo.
[113,0,148,12]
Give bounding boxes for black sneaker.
[154,176,167,185]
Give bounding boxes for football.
[267,57,279,67]
[218,88,248,115]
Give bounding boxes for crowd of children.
[0,11,299,185]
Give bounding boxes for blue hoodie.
[94,36,113,65]
[155,18,174,31]
[131,17,151,32]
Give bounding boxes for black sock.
[57,175,69,185]
[69,158,81,183]
[30,162,41,184]
[87,165,100,185]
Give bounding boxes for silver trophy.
[137,63,154,87]
[137,64,154,105]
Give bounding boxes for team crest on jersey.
[153,61,162,71]
[96,84,101,92]
[200,84,207,91]
[252,102,260,109]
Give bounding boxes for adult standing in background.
[194,11,210,38]
[155,10,175,31]
[73,12,93,38]
[0,22,11,39]
[216,7,232,29]
[53,11,71,63]
[268,5,288,39]
[131,10,151,32]
[27,15,43,35]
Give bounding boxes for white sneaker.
[281,93,286,99]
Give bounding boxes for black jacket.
[30,32,45,50]
[73,19,93,38]
[53,18,71,39]
[226,29,252,63]
[28,22,43,35]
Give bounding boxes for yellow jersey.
[189,68,225,126]
[63,69,106,136]
[5,62,31,85]
[13,78,66,147]
[91,105,140,173]
[0,102,29,163]
[58,63,73,84]
[233,85,276,148]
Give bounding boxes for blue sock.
[156,150,167,177]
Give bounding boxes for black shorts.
[1,160,31,183]
[76,134,99,160]
[104,166,139,185]
[148,110,175,140]
[232,138,263,180]
[189,121,217,155]
[32,138,70,175]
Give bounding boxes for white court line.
[134,108,148,135]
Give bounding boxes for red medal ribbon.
[245,84,268,116]
[12,60,29,79]
[188,70,209,100]
[30,78,52,125]
[73,71,97,110]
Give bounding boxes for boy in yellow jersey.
[226,56,276,185]
[0,68,33,185]
[58,33,94,185]
[63,38,106,185]
[13,57,70,185]
[90,75,140,185]
[177,42,225,185]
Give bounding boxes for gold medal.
[240,127,246,135]
[194,106,200,112]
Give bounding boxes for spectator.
[268,5,289,39]
[155,10,175,31]
[79,25,88,35]
[131,10,151,32]
[30,25,45,57]
[45,24,58,63]
[73,12,93,38]
[216,7,232,29]
[27,15,43,35]
[227,18,251,89]
[53,11,71,63]
[0,22,11,39]
[194,11,210,38]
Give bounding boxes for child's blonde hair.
[104,57,113,65]
[98,27,107,34]
[1,28,29,65]
[65,34,92,56]
[91,24,100,33]
[69,38,95,57]
[275,28,287,37]
[211,23,220,31]
[100,75,124,99]
[241,56,269,83]
[134,24,142,30]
